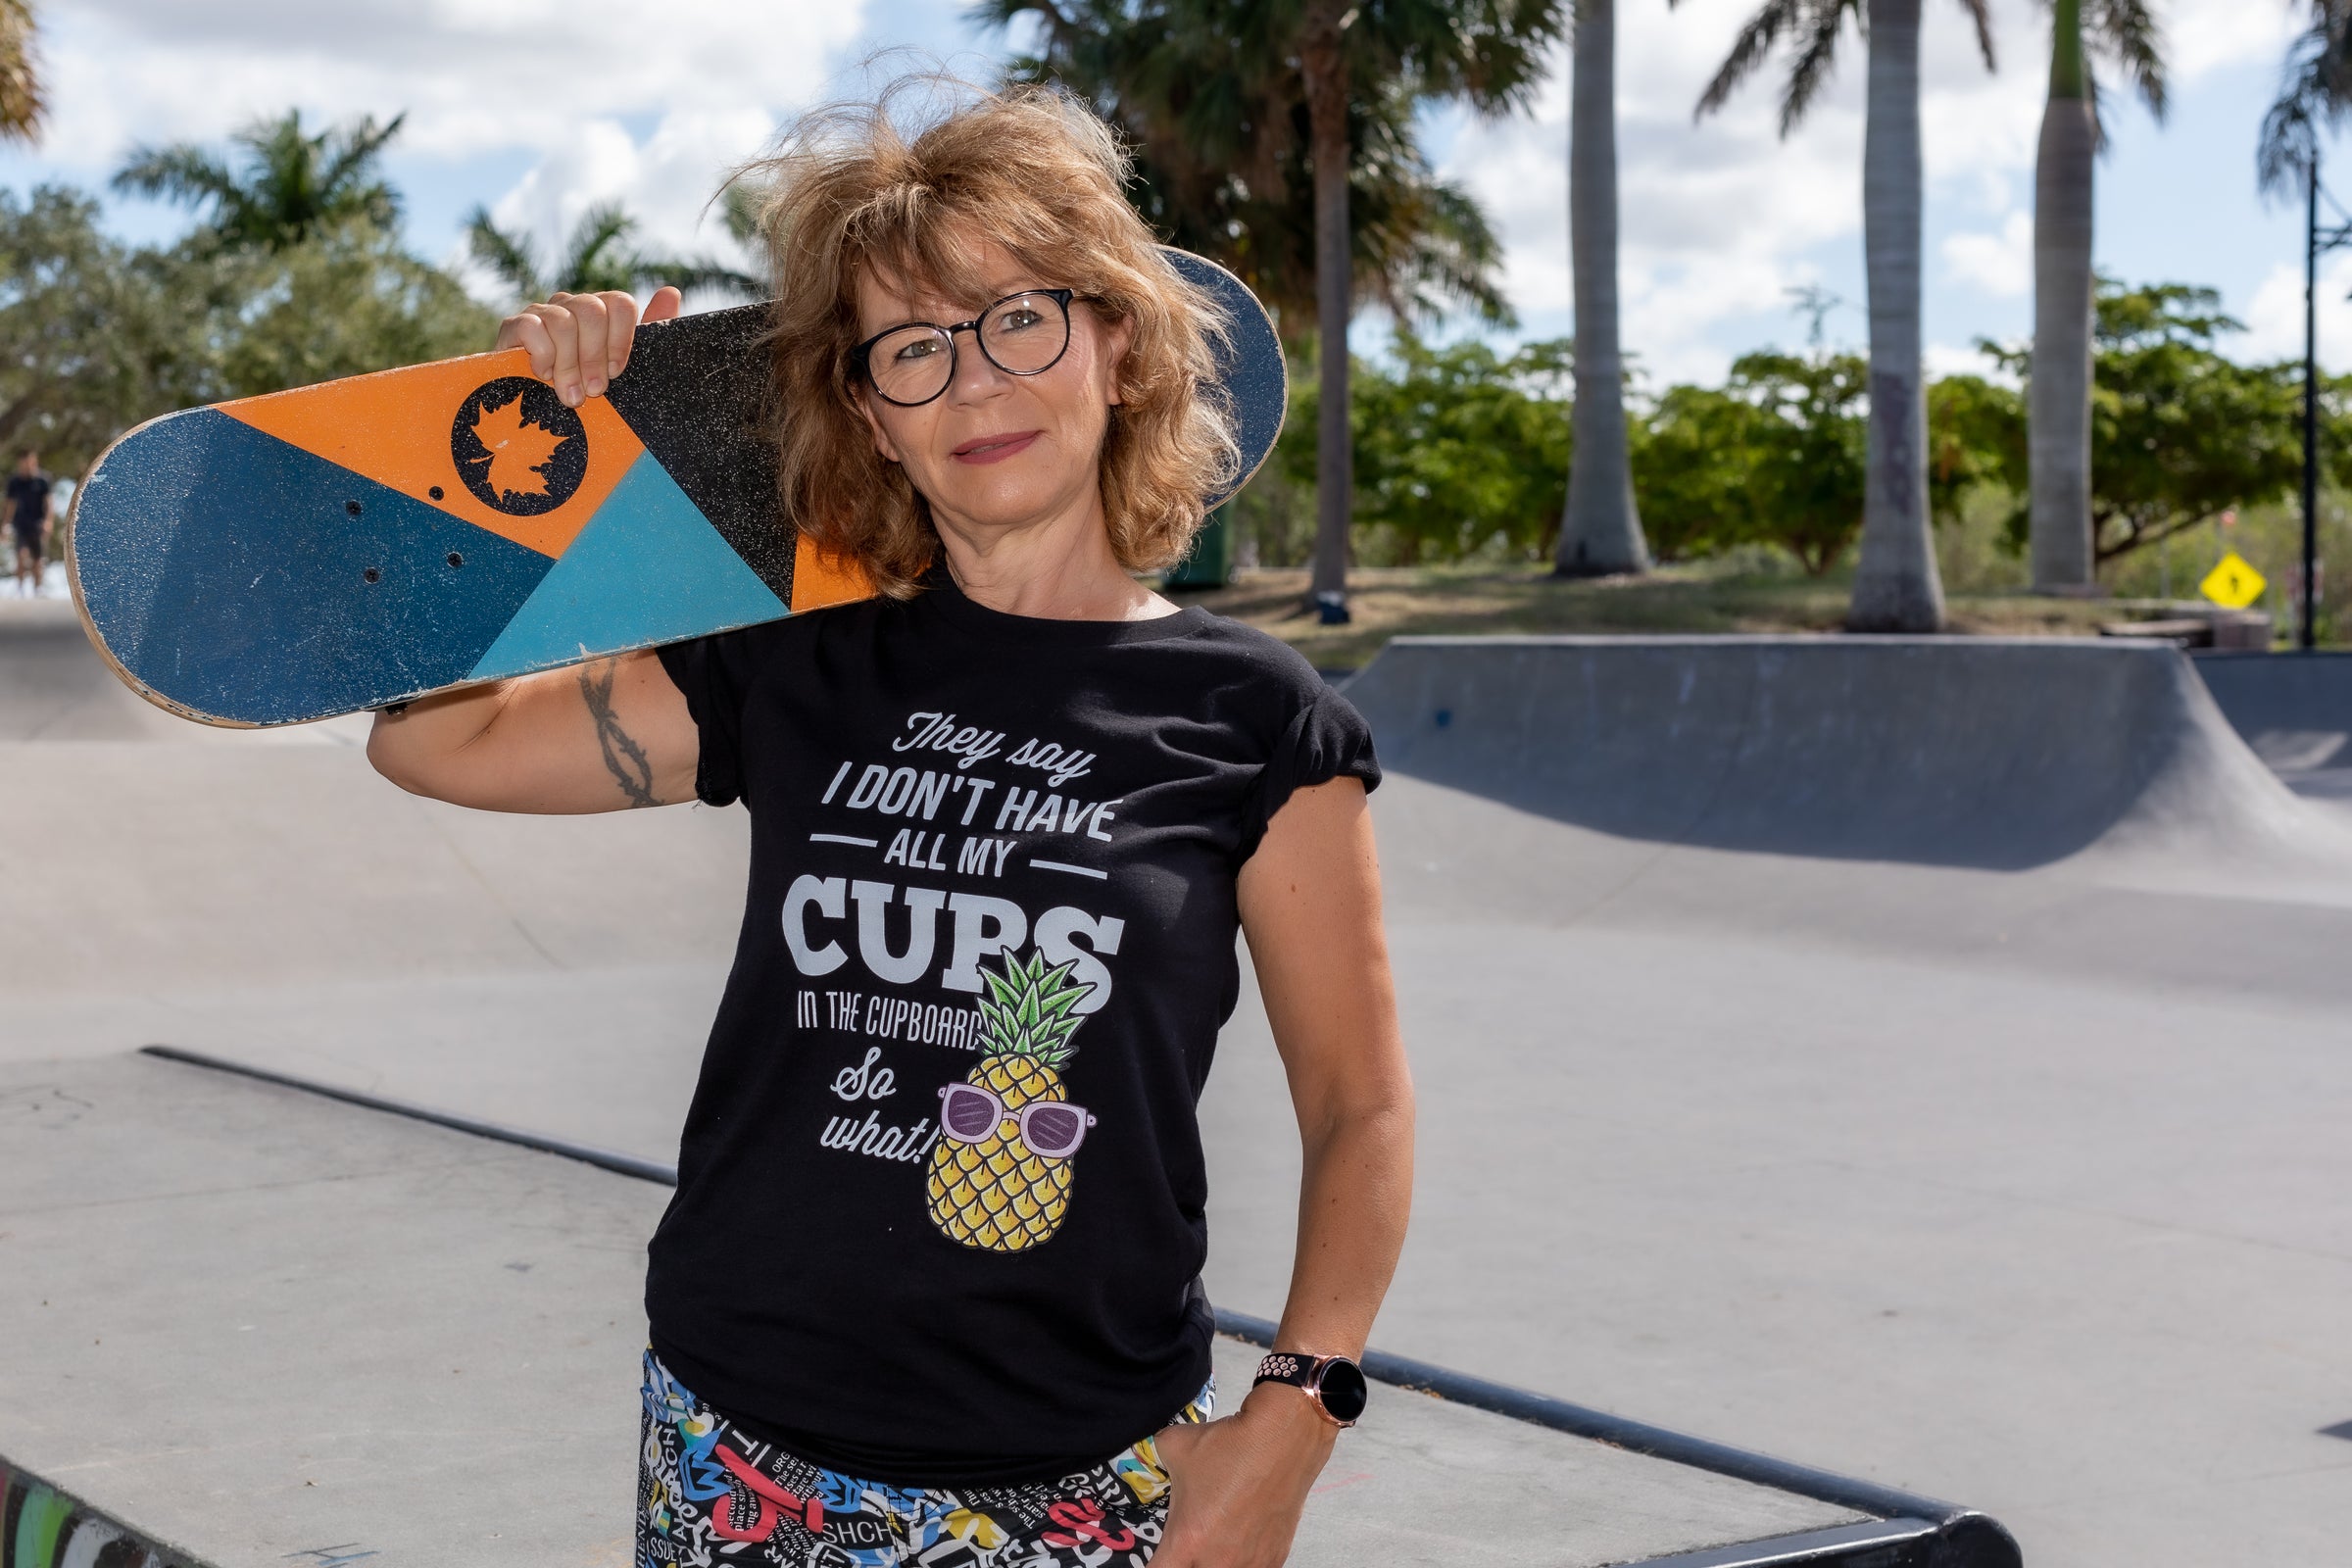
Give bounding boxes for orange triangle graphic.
[220,347,644,559]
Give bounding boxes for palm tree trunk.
[1302,6,1354,616]
[1846,0,1945,632]
[2030,0,2096,592]
[1555,0,1649,578]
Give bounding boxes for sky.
[0,0,2341,389]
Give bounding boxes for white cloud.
[2166,0,2302,85]
[2240,254,2352,369]
[1943,210,2033,297]
[19,0,877,278]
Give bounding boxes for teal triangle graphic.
[467,451,787,680]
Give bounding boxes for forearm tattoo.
[578,660,660,808]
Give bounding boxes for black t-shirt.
[649,572,1378,1486]
[6,473,48,531]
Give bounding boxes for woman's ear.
[853,386,903,465]
[1102,313,1136,408]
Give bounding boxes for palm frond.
[111,144,240,208]
[2257,11,2349,200]
[0,0,44,143]
[2088,0,2164,120]
[1952,0,1995,74]
[1690,0,1805,122]
[464,205,542,299]
[640,257,763,298]
[1777,0,1859,137]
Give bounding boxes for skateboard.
[69,250,1286,727]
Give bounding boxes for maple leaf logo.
[464,391,573,504]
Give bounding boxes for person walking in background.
[7,450,52,597]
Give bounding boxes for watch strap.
[1251,1350,1360,1426]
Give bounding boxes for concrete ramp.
[1347,635,2345,873]
[2193,649,2352,800]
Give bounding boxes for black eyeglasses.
[853,288,1076,407]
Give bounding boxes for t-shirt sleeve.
[656,631,757,808]
[1238,681,1382,860]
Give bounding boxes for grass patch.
[1182,560,2142,670]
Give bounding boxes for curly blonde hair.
[739,78,1239,600]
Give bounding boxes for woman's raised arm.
[366,650,700,813]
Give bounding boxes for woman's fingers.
[563,291,613,401]
[525,299,585,405]
[502,290,678,402]
[595,290,641,383]
[493,310,556,376]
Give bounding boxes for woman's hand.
[492,284,683,408]
[1152,1384,1337,1567]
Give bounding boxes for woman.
[368,83,1412,1568]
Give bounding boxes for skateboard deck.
[69,250,1285,727]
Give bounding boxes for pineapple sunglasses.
[937,1083,1099,1157]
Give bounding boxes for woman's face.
[852,239,1133,539]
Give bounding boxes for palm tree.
[114,110,404,251]
[2258,4,2352,198]
[990,0,1559,618]
[2030,0,2164,593]
[1688,0,1993,631]
[1553,0,1648,577]
[2257,3,2352,646]
[465,201,758,302]
[997,3,1513,341]
[0,0,42,143]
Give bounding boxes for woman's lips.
[951,430,1041,465]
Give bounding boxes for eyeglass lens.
[866,293,1069,406]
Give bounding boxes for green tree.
[1926,371,2025,529]
[0,186,178,472]
[994,1,1522,344]
[1283,333,1572,562]
[2029,0,2164,591]
[1687,0,1995,629]
[1986,281,2345,565]
[1632,383,1764,563]
[114,110,405,253]
[1,0,43,143]
[465,201,755,303]
[201,220,499,399]
[1728,348,1869,575]
[991,0,1561,615]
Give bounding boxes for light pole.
[2301,151,2352,650]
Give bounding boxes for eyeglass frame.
[936,1081,1099,1157]
[851,288,1079,408]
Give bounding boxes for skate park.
[6,590,2351,1567]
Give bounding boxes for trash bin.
[1162,505,1232,591]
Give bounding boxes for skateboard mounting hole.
[345,500,362,516]
[362,566,381,584]
[429,485,445,501]
[446,552,464,568]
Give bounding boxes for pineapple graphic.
[926,949,1101,1251]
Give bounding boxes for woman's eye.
[999,308,1044,332]
[893,337,943,363]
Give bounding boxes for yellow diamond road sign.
[2201,551,2267,611]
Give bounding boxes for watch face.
[1316,1357,1369,1423]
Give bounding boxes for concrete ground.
[8,599,2351,1564]
[0,1052,1864,1568]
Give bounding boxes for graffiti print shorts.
[637,1351,1213,1568]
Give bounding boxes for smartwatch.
[1251,1349,1369,1428]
